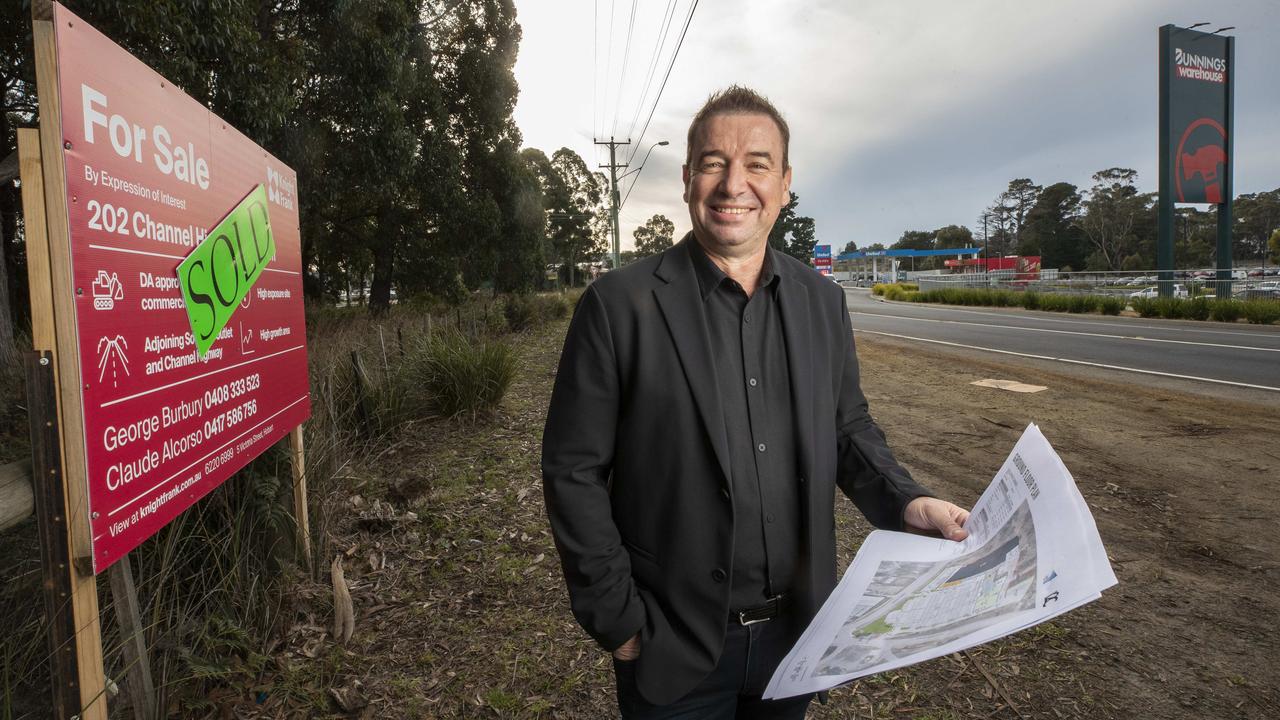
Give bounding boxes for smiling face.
[683,112,792,259]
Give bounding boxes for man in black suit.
[542,86,970,718]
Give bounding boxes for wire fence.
[913,269,1280,301]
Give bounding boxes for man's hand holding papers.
[765,424,1117,699]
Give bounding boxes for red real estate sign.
[51,4,310,573]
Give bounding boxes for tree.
[1233,189,1280,262]
[632,214,675,259]
[549,149,605,285]
[922,225,974,271]
[841,240,858,254]
[1020,183,1086,270]
[1,0,544,318]
[768,192,817,261]
[934,225,973,249]
[1269,228,1280,265]
[1079,168,1153,271]
[981,178,1042,257]
[0,3,34,367]
[891,230,934,251]
[1174,206,1217,269]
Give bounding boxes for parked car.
[1129,284,1188,299]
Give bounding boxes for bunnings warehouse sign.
[51,3,310,572]
[1161,25,1231,204]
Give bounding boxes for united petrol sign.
[51,3,310,572]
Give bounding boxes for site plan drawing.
[765,424,1116,699]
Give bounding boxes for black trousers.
[614,617,813,719]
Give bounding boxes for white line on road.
[854,328,1280,393]
[849,311,1280,353]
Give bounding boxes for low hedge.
[884,285,1279,324]
[1130,295,1277,324]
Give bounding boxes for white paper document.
[764,424,1116,699]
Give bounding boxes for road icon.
[96,335,130,388]
[91,270,123,310]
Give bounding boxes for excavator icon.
[91,270,123,311]
[1181,144,1226,203]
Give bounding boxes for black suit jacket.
[541,236,931,704]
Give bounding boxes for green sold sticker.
[177,184,275,357]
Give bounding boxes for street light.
[619,140,669,209]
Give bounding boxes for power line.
[622,0,678,143]
[601,0,616,140]
[611,0,639,138]
[625,0,698,168]
[592,0,599,141]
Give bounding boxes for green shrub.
[1098,296,1125,315]
[1154,297,1184,319]
[1131,297,1159,318]
[1210,299,1242,323]
[1035,294,1064,312]
[503,293,568,332]
[871,283,889,296]
[1066,295,1097,313]
[1037,293,1086,312]
[1241,299,1280,325]
[403,329,518,420]
[1021,291,1040,310]
[1182,297,1211,321]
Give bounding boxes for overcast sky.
[512,0,1279,252]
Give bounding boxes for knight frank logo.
[1173,47,1227,83]
[1176,118,1227,203]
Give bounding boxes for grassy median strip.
[873,283,1278,324]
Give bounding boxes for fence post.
[107,554,156,720]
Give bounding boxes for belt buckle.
[737,595,782,626]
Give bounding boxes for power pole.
[596,137,630,269]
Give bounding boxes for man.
[542,86,970,718]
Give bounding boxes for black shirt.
[688,240,802,610]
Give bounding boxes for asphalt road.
[844,288,1280,394]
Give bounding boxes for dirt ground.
[230,315,1279,719]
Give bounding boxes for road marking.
[853,293,1280,339]
[854,329,1280,393]
[849,311,1280,353]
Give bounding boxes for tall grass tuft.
[402,328,519,421]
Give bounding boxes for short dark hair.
[685,85,790,168]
